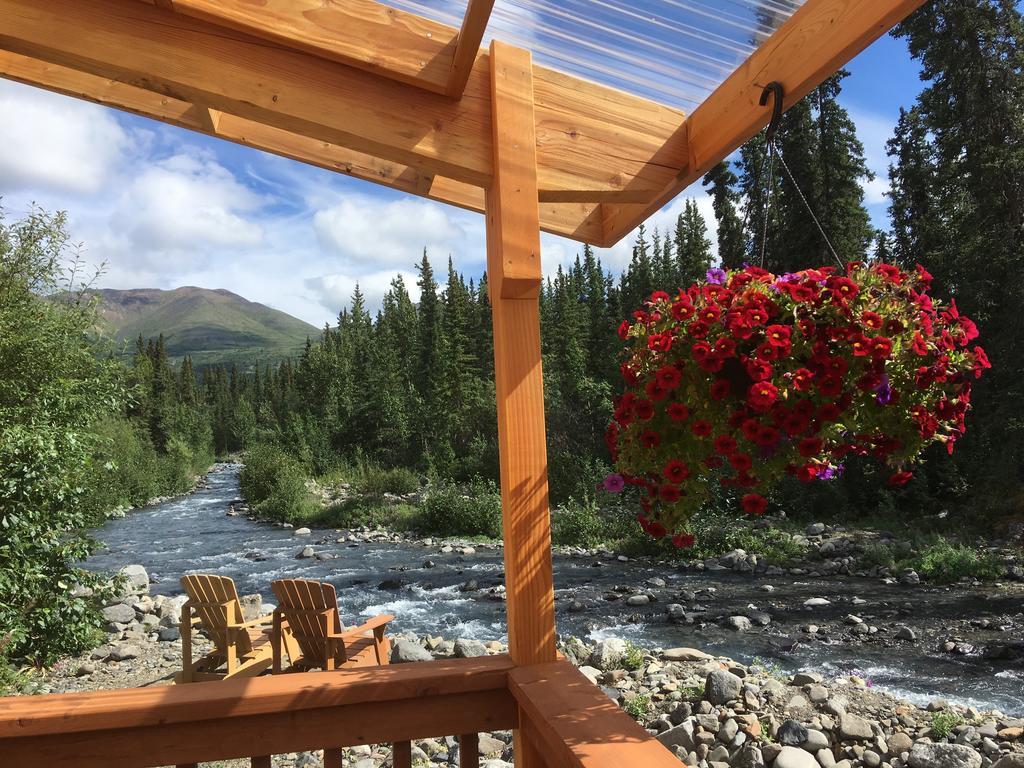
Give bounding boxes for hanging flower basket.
[604,262,989,546]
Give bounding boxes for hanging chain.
[771,139,845,269]
[758,138,776,268]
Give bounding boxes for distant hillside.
[91,286,320,369]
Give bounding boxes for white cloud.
[0,79,132,195]
[313,195,465,267]
[307,269,421,315]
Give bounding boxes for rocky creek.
[82,464,1024,716]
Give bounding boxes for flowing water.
[84,464,1024,715]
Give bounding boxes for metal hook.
[759,81,785,143]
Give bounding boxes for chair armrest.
[228,613,275,630]
[336,613,395,639]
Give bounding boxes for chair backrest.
[180,573,253,657]
[271,579,344,666]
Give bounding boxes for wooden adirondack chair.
[176,573,278,683]
[270,578,394,673]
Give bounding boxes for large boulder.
[239,594,263,622]
[453,639,488,658]
[119,564,149,594]
[908,742,982,768]
[390,640,432,664]
[657,721,696,752]
[662,647,712,662]
[589,638,627,670]
[839,713,874,741]
[101,603,136,625]
[705,669,743,705]
[774,746,819,768]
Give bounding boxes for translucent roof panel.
[389,0,806,114]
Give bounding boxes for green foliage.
[621,641,646,671]
[623,693,652,719]
[240,443,317,524]
[551,499,634,548]
[0,209,124,665]
[415,479,502,538]
[930,710,964,740]
[319,500,418,531]
[354,463,421,497]
[911,540,1003,583]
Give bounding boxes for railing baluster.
[392,740,412,768]
[251,756,272,768]
[459,733,480,767]
[324,747,344,768]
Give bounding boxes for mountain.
[92,286,320,368]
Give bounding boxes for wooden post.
[485,38,557,768]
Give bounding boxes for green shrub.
[621,641,645,670]
[930,710,963,739]
[356,464,420,497]
[861,542,897,569]
[414,478,502,538]
[552,499,616,547]
[320,499,417,531]
[241,443,317,524]
[623,693,652,719]
[910,540,1003,583]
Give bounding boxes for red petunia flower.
[649,290,671,304]
[655,365,682,390]
[765,324,792,348]
[792,368,814,392]
[796,463,819,483]
[634,399,654,420]
[826,276,859,302]
[741,493,768,515]
[888,471,913,486]
[729,453,753,473]
[663,459,690,483]
[672,300,695,321]
[714,435,737,454]
[861,311,883,330]
[871,337,893,360]
[666,402,690,422]
[690,419,713,438]
[798,437,824,457]
[746,358,774,382]
[639,430,661,448]
[617,320,631,340]
[659,484,682,503]
[648,332,673,352]
[672,532,695,548]
[645,380,669,401]
[748,381,779,411]
[710,379,731,400]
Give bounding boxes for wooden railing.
[0,656,681,768]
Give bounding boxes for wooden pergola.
[0,1,924,766]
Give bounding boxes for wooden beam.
[486,42,557,768]
[486,35,556,668]
[600,0,928,245]
[0,51,606,243]
[509,661,681,768]
[448,0,495,98]
[0,0,684,211]
[142,0,458,94]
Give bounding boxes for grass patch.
[318,498,417,530]
[414,478,502,538]
[859,537,1004,583]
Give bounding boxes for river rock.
[778,720,809,746]
[908,742,982,768]
[804,598,831,609]
[803,730,829,752]
[775,746,819,768]
[839,713,874,741]
[590,638,627,670]
[108,644,142,662]
[897,626,918,641]
[119,564,149,593]
[101,603,137,625]
[658,721,697,751]
[626,594,651,606]
[390,640,432,663]
[663,647,713,662]
[297,546,315,559]
[792,672,823,685]
[705,669,742,705]
[293,527,311,536]
[239,593,262,622]
[991,756,1024,768]
[646,577,667,588]
[806,523,826,536]
[454,639,488,658]
[888,732,914,756]
[377,578,404,590]
[724,616,752,631]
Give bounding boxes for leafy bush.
[910,540,1003,583]
[860,542,897,569]
[623,693,652,719]
[356,463,420,497]
[240,443,317,524]
[621,641,646,670]
[930,710,964,739]
[0,209,125,665]
[414,478,502,538]
[551,499,636,547]
[320,499,417,531]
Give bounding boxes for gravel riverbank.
[21,564,1024,768]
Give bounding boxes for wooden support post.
[324,748,343,768]
[485,38,556,768]
[250,757,271,768]
[459,732,480,767]
[393,740,412,768]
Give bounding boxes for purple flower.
[818,464,844,481]
[602,474,625,493]
[874,374,893,405]
[706,268,727,285]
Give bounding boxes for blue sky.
[0,26,924,328]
